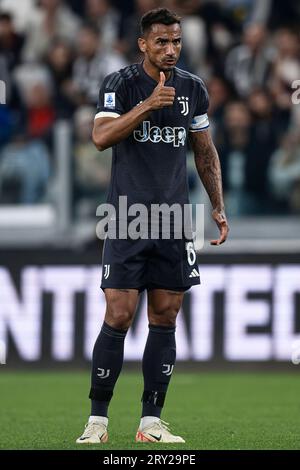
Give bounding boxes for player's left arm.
[190,128,229,245]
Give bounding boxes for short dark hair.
[140,8,181,36]
[0,12,12,22]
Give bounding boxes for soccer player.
[76,8,229,444]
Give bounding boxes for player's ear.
[138,37,146,53]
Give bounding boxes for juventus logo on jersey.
[162,364,174,376]
[177,96,189,116]
[103,264,110,279]
[97,368,110,379]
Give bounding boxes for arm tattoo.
[190,130,224,212]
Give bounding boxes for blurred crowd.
[0,0,300,217]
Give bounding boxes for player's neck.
[142,59,171,83]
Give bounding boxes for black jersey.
[95,62,209,211]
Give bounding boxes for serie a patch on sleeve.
[104,92,116,109]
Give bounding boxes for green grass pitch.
[0,370,299,450]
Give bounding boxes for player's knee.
[105,308,134,330]
[148,304,179,327]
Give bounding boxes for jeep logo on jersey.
[133,121,186,147]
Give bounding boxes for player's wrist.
[141,97,155,113]
[212,206,225,215]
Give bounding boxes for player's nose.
[166,43,176,56]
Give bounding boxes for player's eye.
[158,40,167,45]
[173,39,181,45]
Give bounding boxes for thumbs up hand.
[145,71,175,110]
[159,71,166,87]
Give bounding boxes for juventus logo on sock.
[162,364,174,376]
[97,368,110,379]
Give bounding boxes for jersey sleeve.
[189,79,210,132]
[95,72,126,120]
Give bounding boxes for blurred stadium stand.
[0,0,300,251]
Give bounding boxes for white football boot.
[135,419,185,443]
[76,420,108,444]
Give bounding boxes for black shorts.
[100,237,201,292]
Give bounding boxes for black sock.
[141,324,176,418]
[89,321,127,417]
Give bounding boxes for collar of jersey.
[138,61,174,87]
